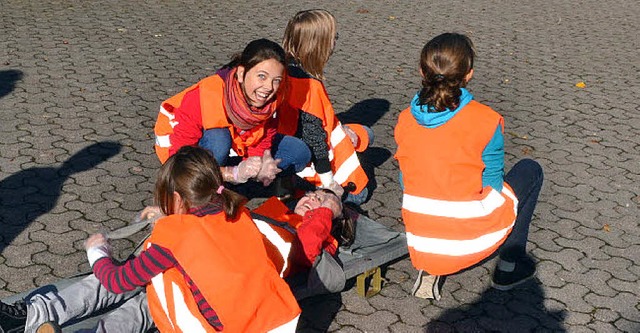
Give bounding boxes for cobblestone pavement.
[1,1,639,332]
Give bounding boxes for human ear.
[236,66,245,84]
[464,69,474,83]
[173,191,186,214]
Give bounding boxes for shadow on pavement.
[0,69,23,99]
[0,141,122,253]
[425,279,567,332]
[296,292,342,332]
[337,98,390,128]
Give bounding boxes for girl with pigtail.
[394,33,544,300]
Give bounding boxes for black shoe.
[0,300,27,333]
[492,257,536,291]
[36,321,62,333]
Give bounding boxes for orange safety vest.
[251,197,338,278]
[154,75,273,164]
[394,101,518,276]
[278,71,368,194]
[145,209,300,333]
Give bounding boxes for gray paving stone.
[1,0,639,331]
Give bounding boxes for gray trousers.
[25,274,154,333]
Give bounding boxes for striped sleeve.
[92,244,177,293]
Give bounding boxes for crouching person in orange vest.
[278,10,372,204]
[154,39,311,195]
[86,146,300,332]
[394,33,543,300]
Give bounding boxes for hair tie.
[216,185,225,194]
[434,74,445,82]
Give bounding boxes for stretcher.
[2,209,408,331]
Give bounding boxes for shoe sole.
[491,273,535,291]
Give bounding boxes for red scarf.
[221,67,279,130]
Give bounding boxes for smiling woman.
[154,39,311,194]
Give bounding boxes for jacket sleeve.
[297,111,332,174]
[296,207,334,265]
[168,89,205,157]
[481,124,505,191]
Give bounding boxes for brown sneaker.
[36,321,62,333]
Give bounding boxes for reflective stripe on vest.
[296,121,367,192]
[253,218,293,277]
[403,187,506,219]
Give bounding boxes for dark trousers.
[500,159,544,262]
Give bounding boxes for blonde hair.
[282,9,336,80]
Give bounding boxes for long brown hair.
[154,146,246,220]
[223,38,287,78]
[418,33,475,112]
[282,9,336,80]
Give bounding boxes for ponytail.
[418,33,475,112]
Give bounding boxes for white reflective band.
[333,152,359,184]
[155,135,172,148]
[254,219,292,277]
[330,123,346,148]
[406,223,513,256]
[172,282,207,332]
[150,274,174,331]
[403,189,506,219]
[297,164,317,178]
[159,106,179,128]
[502,186,519,215]
[268,314,300,333]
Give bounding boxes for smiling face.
[236,58,285,108]
[294,189,342,217]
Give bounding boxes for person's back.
[147,208,300,332]
[280,9,371,204]
[395,33,543,300]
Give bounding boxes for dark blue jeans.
[500,158,544,262]
[198,128,311,173]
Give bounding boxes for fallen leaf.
[508,131,528,139]
[575,81,586,88]
[356,8,369,13]
[63,40,69,44]
[388,16,396,20]
[589,139,601,144]
[521,147,532,155]
[396,67,403,73]
[603,224,610,232]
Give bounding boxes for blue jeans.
[199,128,310,173]
[500,159,544,262]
